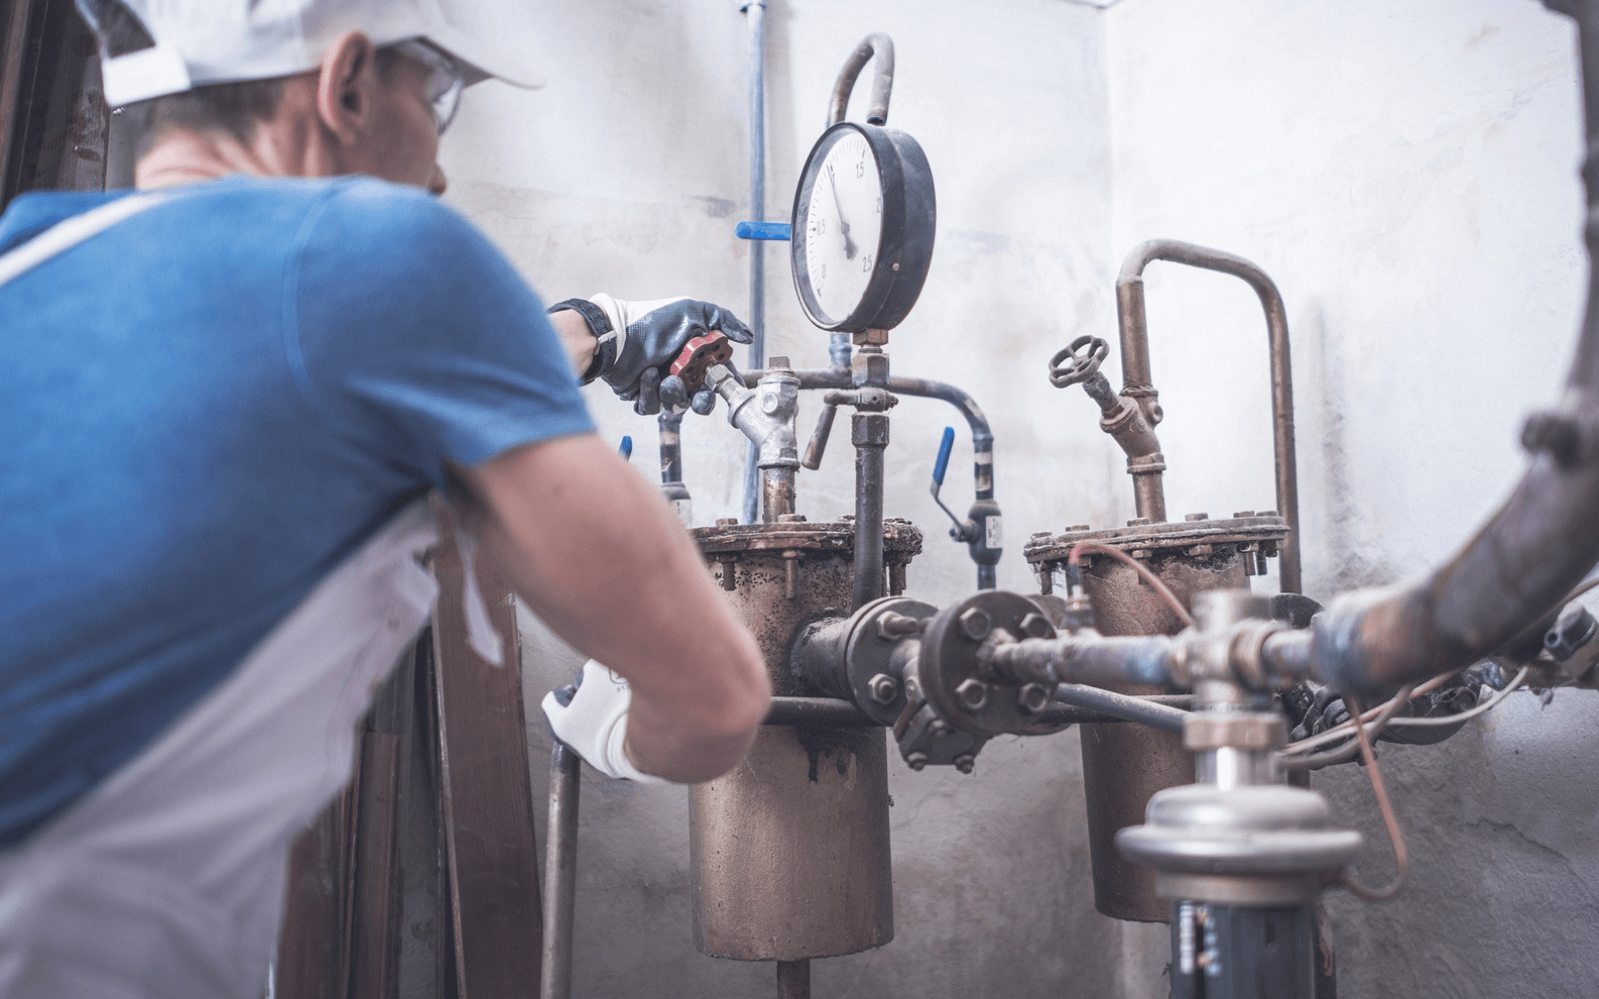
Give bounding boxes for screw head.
[954,754,976,775]
[905,751,928,771]
[955,678,989,710]
[867,673,899,705]
[958,607,992,641]
[1017,683,1052,715]
[1018,612,1051,639]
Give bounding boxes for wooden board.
[430,513,544,999]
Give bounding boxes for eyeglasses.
[391,40,465,137]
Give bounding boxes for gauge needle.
[828,168,858,260]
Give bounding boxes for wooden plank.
[349,731,403,999]
[277,783,356,999]
[430,513,544,999]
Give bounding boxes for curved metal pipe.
[1292,0,1599,695]
[827,33,895,127]
[1116,239,1303,593]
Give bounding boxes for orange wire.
[1340,692,1410,901]
[1067,541,1194,628]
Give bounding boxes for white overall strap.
[0,193,168,289]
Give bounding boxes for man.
[0,0,768,994]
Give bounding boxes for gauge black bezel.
[790,121,936,333]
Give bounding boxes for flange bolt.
[1018,612,1052,639]
[905,752,928,771]
[867,673,899,705]
[954,754,976,775]
[955,678,989,711]
[959,607,992,641]
[1017,683,1052,715]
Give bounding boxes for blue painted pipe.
[735,221,792,241]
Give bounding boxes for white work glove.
[541,660,669,784]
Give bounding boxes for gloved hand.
[548,295,753,416]
[541,659,669,784]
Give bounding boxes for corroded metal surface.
[1065,540,1256,923]
[689,521,914,960]
[690,725,893,960]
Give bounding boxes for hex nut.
[955,678,989,711]
[928,718,950,736]
[905,751,928,771]
[1018,612,1051,639]
[867,673,899,706]
[1017,683,1052,715]
[959,607,993,641]
[954,754,976,775]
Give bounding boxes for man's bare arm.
[548,308,599,376]
[459,433,768,783]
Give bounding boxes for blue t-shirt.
[0,175,594,848]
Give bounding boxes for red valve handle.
[668,330,735,395]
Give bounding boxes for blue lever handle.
[619,436,633,460]
[736,221,792,241]
[932,427,955,486]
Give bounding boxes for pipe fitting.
[710,363,800,469]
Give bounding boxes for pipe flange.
[1022,514,1288,567]
[919,591,1059,737]
[842,596,937,726]
[694,519,923,557]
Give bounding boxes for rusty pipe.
[827,33,894,128]
[1116,240,1302,593]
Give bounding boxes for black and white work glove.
[541,660,669,784]
[548,294,753,416]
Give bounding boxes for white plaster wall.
[425,0,1599,995]
[1107,1,1599,996]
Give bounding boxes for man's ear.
[315,30,377,146]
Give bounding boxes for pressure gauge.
[791,120,935,333]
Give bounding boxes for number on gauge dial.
[804,130,883,323]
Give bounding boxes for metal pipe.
[827,33,894,127]
[852,413,889,610]
[1053,683,1188,735]
[539,742,581,999]
[659,410,683,484]
[764,696,877,727]
[762,467,796,522]
[1116,239,1303,593]
[776,959,811,999]
[739,0,768,527]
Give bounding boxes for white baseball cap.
[91,0,542,107]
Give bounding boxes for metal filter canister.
[689,518,919,960]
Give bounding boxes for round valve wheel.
[669,331,735,395]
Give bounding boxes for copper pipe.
[1116,239,1303,593]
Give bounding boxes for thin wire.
[1067,541,1193,628]
[1385,666,1530,727]
[1341,692,1409,901]
[1282,684,1413,771]
[1288,572,1594,754]
[1283,681,1425,755]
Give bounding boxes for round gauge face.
[795,126,885,327]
